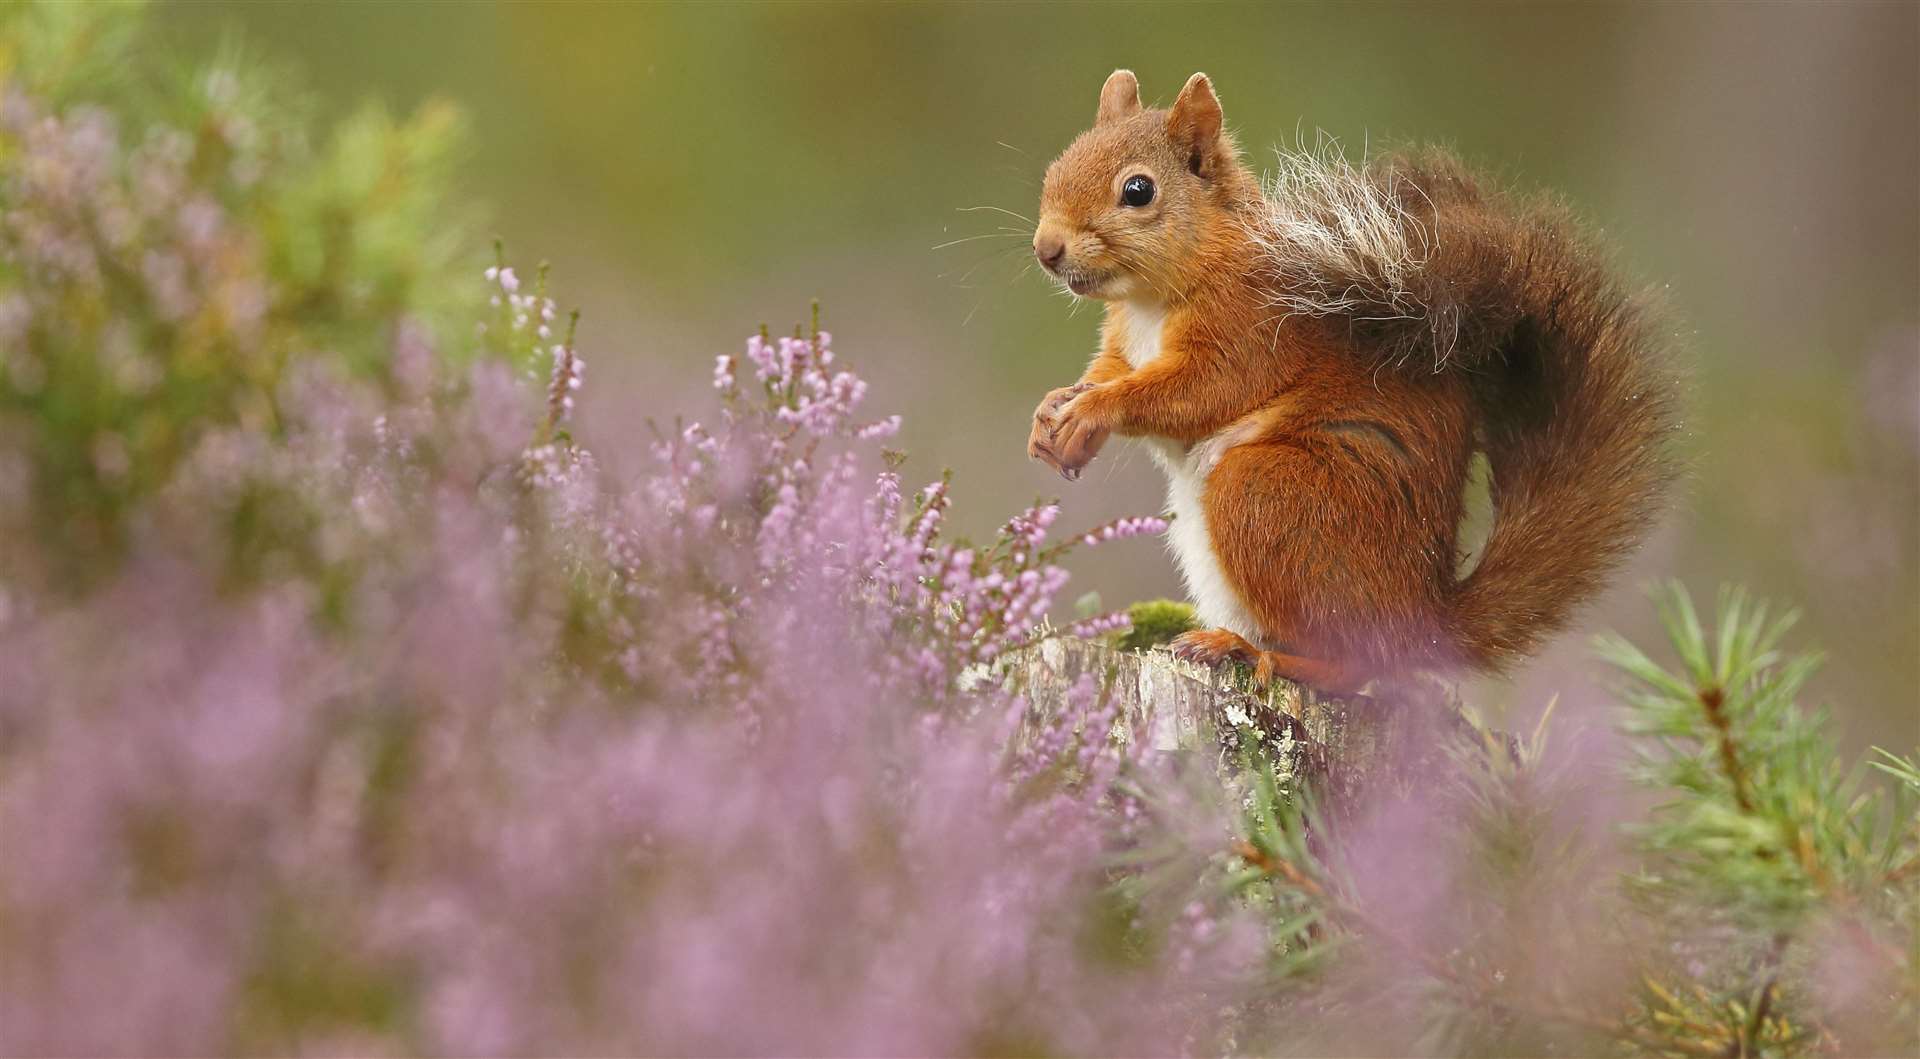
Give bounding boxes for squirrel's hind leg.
[1198,431,1453,688]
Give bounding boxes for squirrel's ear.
[1096,69,1141,125]
[1167,72,1225,177]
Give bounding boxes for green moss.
[1116,598,1197,652]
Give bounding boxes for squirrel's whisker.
[931,232,1026,251]
[958,204,1036,226]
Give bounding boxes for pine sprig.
[1600,582,1918,1057]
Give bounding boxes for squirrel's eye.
[1120,174,1155,208]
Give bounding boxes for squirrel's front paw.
[1044,389,1114,480]
[1028,383,1093,479]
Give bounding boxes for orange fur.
[1030,71,1680,689]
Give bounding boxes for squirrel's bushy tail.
[1250,145,1684,669]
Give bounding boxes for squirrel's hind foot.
[1168,627,1260,669]
[1168,627,1361,694]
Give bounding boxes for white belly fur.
[1118,303,1264,643]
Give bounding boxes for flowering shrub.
[0,12,1252,1052]
[0,26,465,587]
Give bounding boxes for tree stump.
[1006,637,1482,798]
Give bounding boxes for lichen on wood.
[1006,636,1483,797]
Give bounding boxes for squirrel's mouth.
[1060,269,1107,297]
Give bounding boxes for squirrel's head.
[1034,70,1254,302]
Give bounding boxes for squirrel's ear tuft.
[1167,73,1225,177]
[1096,69,1141,125]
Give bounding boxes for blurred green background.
[163,2,1918,751]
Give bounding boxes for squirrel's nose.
[1034,235,1067,272]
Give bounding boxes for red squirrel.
[1027,70,1680,692]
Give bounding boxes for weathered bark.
[1006,637,1481,798]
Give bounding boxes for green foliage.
[1198,583,1919,1056]
[232,900,414,1052]
[1221,744,1343,981]
[0,2,473,584]
[1116,597,1197,652]
[0,1,146,107]
[1598,583,1919,1057]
